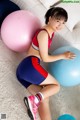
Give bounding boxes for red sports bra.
[32,29,54,50]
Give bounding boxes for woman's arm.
[37,31,76,62]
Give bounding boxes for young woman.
[16,7,76,120]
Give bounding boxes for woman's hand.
[62,51,76,60]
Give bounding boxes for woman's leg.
[38,98,52,120]
[25,72,60,120]
[26,73,60,120]
[39,73,60,99]
[27,84,42,95]
[27,85,52,120]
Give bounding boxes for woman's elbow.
[41,56,49,62]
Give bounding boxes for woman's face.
[48,16,66,31]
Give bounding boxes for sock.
[34,92,44,105]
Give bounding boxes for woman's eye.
[57,21,59,22]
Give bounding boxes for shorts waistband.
[26,55,40,62]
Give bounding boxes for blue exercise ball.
[58,114,76,120]
[0,0,20,27]
[48,46,80,87]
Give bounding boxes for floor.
[0,0,80,120]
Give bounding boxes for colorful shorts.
[16,56,48,88]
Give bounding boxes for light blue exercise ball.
[48,46,80,87]
[58,114,76,120]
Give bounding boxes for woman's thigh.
[40,73,59,86]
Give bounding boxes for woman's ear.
[49,16,52,21]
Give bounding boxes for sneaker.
[24,96,39,120]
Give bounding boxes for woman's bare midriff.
[26,45,42,60]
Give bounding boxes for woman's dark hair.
[45,7,68,24]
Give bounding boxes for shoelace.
[33,103,38,114]
[32,103,38,120]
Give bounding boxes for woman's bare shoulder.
[37,30,48,41]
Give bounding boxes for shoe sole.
[24,97,34,120]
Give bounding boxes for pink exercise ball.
[1,10,41,52]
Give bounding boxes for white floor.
[0,0,80,120]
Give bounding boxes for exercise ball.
[58,114,76,120]
[1,10,41,52]
[48,46,80,87]
[0,0,20,27]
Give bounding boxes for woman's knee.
[55,83,60,93]
[49,82,60,94]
